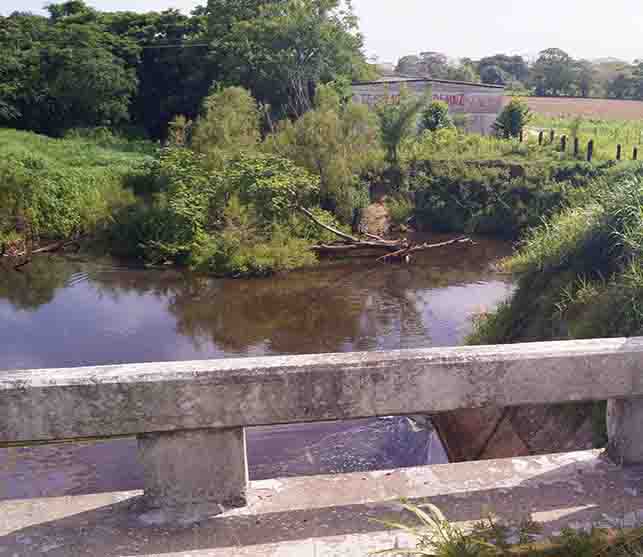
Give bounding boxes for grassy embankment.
[531,115,643,162]
[471,162,643,344]
[0,127,153,251]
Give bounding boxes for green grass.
[0,128,154,245]
[377,503,643,557]
[530,116,643,162]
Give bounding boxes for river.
[0,236,513,498]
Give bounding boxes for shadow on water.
[0,235,513,484]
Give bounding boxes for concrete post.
[137,427,248,524]
[607,398,643,465]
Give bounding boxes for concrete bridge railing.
[3,337,643,522]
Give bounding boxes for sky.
[2,0,642,64]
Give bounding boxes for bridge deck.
[2,449,643,556]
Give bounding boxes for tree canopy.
[0,0,371,137]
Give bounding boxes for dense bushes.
[106,147,334,277]
[411,161,589,238]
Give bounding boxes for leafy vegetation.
[395,48,643,101]
[409,160,606,238]
[0,128,149,249]
[378,503,643,557]
[493,98,532,139]
[471,164,643,344]
[421,101,454,133]
[0,0,371,138]
[266,84,383,221]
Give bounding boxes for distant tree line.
[0,0,373,138]
[395,48,643,100]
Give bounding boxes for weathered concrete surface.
[433,404,596,462]
[137,428,248,525]
[607,397,643,464]
[2,450,643,556]
[4,337,643,444]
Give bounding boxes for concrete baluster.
[137,427,248,524]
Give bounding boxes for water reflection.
[0,237,512,370]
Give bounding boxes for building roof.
[352,77,505,90]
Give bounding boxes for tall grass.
[531,115,643,162]
[0,128,153,245]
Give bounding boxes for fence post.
[550,129,555,144]
[634,147,639,161]
[561,135,567,153]
[587,140,594,162]
[617,144,622,161]
[574,137,580,158]
[538,131,544,146]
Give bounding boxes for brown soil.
[361,201,391,237]
[505,96,643,120]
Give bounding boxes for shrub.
[420,100,454,133]
[386,196,414,226]
[493,97,532,139]
[411,161,571,238]
[191,86,261,170]
[107,146,325,277]
[266,84,382,222]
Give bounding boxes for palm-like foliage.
[376,87,429,165]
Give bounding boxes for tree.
[191,86,261,170]
[446,60,479,83]
[574,60,596,98]
[376,87,428,166]
[531,48,576,96]
[395,55,422,76]
[418,52,450,78]
[266,84,382,220]
[480,65,507,85]
[420,101,453,132]
[204,0,371,117]
[493,98,532,139]
[0,4,138,135]
[479,54,529,84]
[608,71,635,99]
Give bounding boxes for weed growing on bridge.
[376,503,643,557]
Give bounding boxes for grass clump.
[377,503,643,557]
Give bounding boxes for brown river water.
[0,235,513,499]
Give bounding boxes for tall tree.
[204,0,371,117]
[531,48,576,96]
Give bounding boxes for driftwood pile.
[299,207,472,263]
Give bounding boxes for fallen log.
[1,237,83,269]
[377,236,473,263]
[299,204,472,263]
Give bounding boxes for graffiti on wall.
[352,88,503,114]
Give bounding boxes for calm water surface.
[0,236,513,494]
